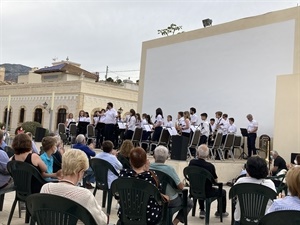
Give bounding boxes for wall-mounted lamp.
[42,102,51,113]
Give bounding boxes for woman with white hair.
[40,149,107,225]
[150,145,193,225]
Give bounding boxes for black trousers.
[247,133,257,156]
[199,135,208,145]
[198,188,227,213]
[105,124,115,142]
[124,130,134,140]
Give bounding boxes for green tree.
[106,77,114,82]
[116,79,122,84]
[158,23,183,36]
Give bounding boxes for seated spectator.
[26,132,39,154]
[150,145,193,225]
[188,144,229,218]
[234,156,276,224]
[270,150,287,176]
[40,149,107,225]
[40,136,62,180]
[11,133,47,193]
[267,167,300,213]
[95,141,122,188]
[119,147,166,225]
[117,140,133,169]
[72,134,96,189]
[0,130,14,190]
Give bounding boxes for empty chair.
[187,129,201,158]
[150,128,170,152]
[69,124,77,144]
[57,123,67,144]
[233,136,243,157]
[218,133,235,161]
[209,132,223,161]
[131,127,143,147]
[26,193,98,225]
[86,124,96,144]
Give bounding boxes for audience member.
[72,134,96,189]
[150,145,193,225]
[267,167,300,213]
[11,133,47,193]
[40,149,108,224]
[118,147,165,225]
[234,156,276,224]
[188,144,229,219]
[0,130,14,190]
[117,140,133,169]
[95,141,122,188]
[270,151,287,176]
[40,136,61,180]
[26,132,39,154]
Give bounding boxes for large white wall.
[141,19,295,136]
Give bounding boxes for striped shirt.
[267,196,300,213]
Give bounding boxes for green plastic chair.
[265,174,287,195]
[258,210,300,225]
[183,166,223,225]
[152,169,188,225]
[111,177,168,225]
[7,160,47,225]
[90,158,119,215]
[229,183,277,225]
[26,193,97,225]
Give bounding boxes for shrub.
[21,121,43,136]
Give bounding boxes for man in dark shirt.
[73,134,96,189]
[270,150,287,176]
[188,144,228,219]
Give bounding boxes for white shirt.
[191,114,199,126]
[228,124,237,134]
[41,183,107,225]
[234,176,276,221]
[247,119,258,133]
[77,116,86,122]
[127,116,136,131]
[216,118,226,134]
[104,108,117,124]
[181,119,191,133]
[209,123,216,134]
[141,118,148,130]
[99,115,106,123]
[165,121,173,127]
[85,117,91,123]
[154,114,164,127]
[221,119,229,135]
[199,120,209,137]
[93,116,99,124]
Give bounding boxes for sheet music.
[167,127,178,136]
[118,122,126,129]
[144,125,152,132]
[190,125,196,132]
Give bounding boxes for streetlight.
[42,101,53,132]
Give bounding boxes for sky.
[0,0,299,81]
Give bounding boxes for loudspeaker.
[291,153,300,164]
[171,136,189,160]
[35,127,46,142]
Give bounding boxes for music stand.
[239,128,248,159]
[77,122,90,135]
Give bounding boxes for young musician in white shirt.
[221,113,229,143]
[175,111,184,132]
[199,113,209,144]
[181,111,191,138]
[165,115,173,127]
[65,113,75,128]
[84,112,91,124]
[135,113,141,128]
[228,117,237,134]
[124,109,136,140]
[190,107,199,126]
[152,108,164,143]
[77,110,86,122]
[208,118,216,146]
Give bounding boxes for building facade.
[0,61,138,133]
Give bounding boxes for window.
[34,108,43,124]
[56,108,67,127]
[19,108,25,123]
[3,107,12,127]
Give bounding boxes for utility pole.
[105,66,108,80]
